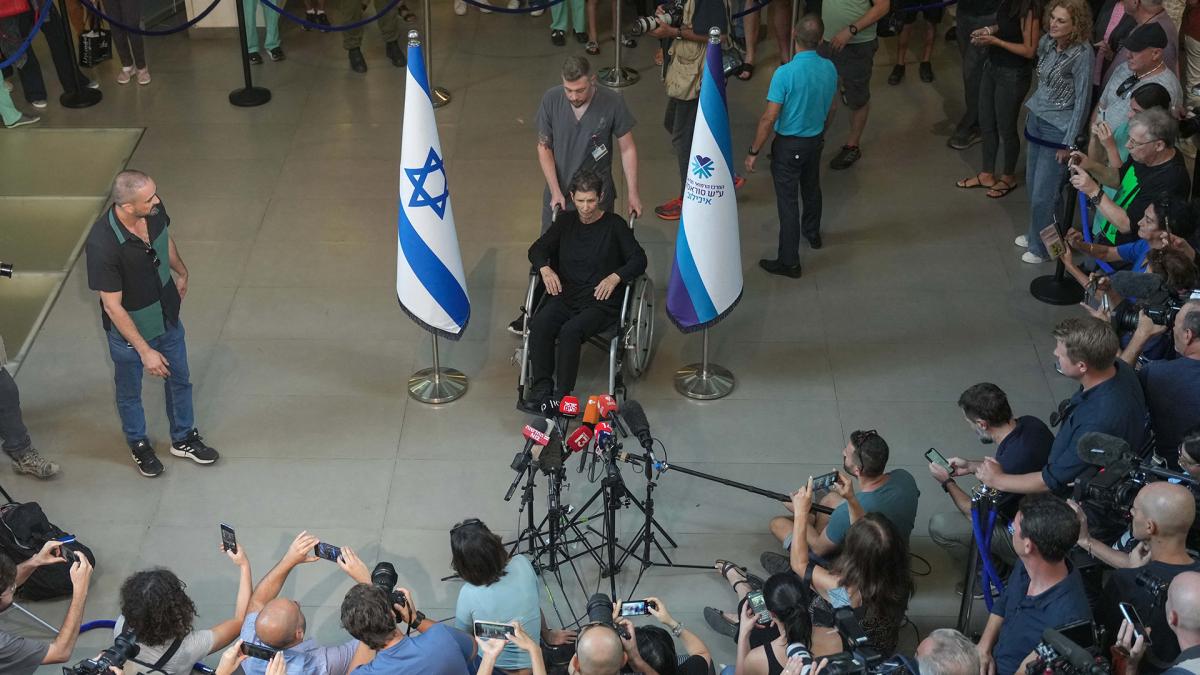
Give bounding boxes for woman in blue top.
[450,519,575,674]
[1065,194,1195,274]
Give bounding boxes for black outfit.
[992,416,1054,520]
[953,0,999,138]
[1113,153,1191,245]
[772,134,824,265]
[1103,559,1200,673]
[526,211,646,398]
[979,0,1034,176]
[676,655,712,675]
[1162,644,1200,675]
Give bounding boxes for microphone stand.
[636,456,834,515]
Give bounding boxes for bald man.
[1075,482,1200,670]
[1124,571,1200,675]
[570,624,626,675]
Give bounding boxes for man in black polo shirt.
[84,170,218,477]
[1121,572,1200,675]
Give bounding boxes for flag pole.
[422,0,451,107]
[408,334,467,403]
[674,327,734,399]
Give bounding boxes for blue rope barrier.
[0,0,53,71]
[732,0,769,19]
[76,0,223,36]
[458,0,568,13]
[970,505,1006,612]
[258,0,416,32]
[1023,127,1068,149]
[1078,194,1117,274]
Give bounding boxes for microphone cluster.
[512,394,661,481]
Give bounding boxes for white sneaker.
[117,66,133,85]
[6,113,40,128]
[1014,234,1028,248]
[454,0,466,13]
[30,100,47,109]
[531,6,543,14]
[136,67,151,85]
[507,0,519,7]
[1021,251,1048,264]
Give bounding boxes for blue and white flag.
[665,34,743,333]
[396,37,469,340]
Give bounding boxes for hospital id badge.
[591,143,609,162]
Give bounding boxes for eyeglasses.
[450,518,482,534]
[143,245,160,269]
[1116,74,1141,98]
[1126,135,1159,149]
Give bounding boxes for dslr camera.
[371,561,409,622]
[585,593,630,639]
[630,0,684,36]
[1111,296,1185,333]
[1025,624,1109,675]
[63,629,139,675]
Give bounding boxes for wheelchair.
[513,219,655,402]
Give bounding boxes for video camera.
[63,629,139,675]
[1026,624,1110,675]
[370,561,409,622]
[817,607,914,675]
[1105,271,1185,333]
[629,0,683,36]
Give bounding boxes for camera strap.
[127,637,183,675]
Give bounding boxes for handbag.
[0,0,31,19]
[664,0,741,99]
[77,7,111,68]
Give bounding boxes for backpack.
[0,494,96,600]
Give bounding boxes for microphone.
[565,426,594,453]
[623,400,654,450]
[559,396,580,418]
[596,394,619,419]
[582,396,600,427]
[537,428,565,474]
[1109,271,1171,304]
[595,421,614,449]
[1076,432,1131,468]
[1041,628,1100,673]
[522,422,552,448]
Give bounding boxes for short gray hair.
[794,14,823,48]
[562,55,591,81]
[1180,300,1200,338]
[111,170,152,206]
[917,630,980,675]
[1131,108,1178,148]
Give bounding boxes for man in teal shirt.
[745,14,838,278]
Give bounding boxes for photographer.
[976,495,1091,675]
[0,336,60,477]
[115,545,253,675]
[644,0,731,221]
[1118,571,1200,675]
[613,596,711,675]
[1134,300,1200,464]
[764,430,919,567]
[929,383,1053,567]
[915,629,979,675]
[572,621,626,675]
[0,542,93,674]
[1073,481,1200,671]
[235,531,364,675]
[450,518,576,674]
[789,477,912,657]
[976,317,1147,498]
[339,583,476,674]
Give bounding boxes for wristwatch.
[748,146,759,156]
[1087,188,1103,208]
[670,623,685,637]
[848,24,859,35]
[940,478,955,493]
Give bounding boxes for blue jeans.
[1025,115,1067,258]
[106,321,194,446]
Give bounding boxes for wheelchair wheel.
[623,276,655,378]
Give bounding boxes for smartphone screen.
[313,542,342,562]
[1058,620,1096,650]
[1119,603,1149,641]
[812,471,839,492]
[220,523,237,554]
[924,448,952,472]
[55,535,77,562]
[747,591,770,624]
[474,621,513,640]
[240,642,277,661]
[620,601,650,617]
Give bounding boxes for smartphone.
[474,620,514,640]
[1119,602,1150,643]
[620,600,657,617]
[924,448,952,473]
[812,471,839,492]
[747,590,770,625]
[313,542,342,562]
[220,523,237,554]
[55,535,78,562]
[240,642,277,661]
[1058,620,1097,650]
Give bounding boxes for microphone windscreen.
[623,400,651,438]
[582,396,600,427]
[539,427,564,473]
[1076,432,1130,467]
[1109,271,1169,303]
[1041,629,1095,671]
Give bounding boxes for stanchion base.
[229,87,272,107]
[408,367,467,404]
[674,362,734,400]
[598,66,639,88]
[59,88,102,109]
[1030,274,1084,306]
[431,86,451,108]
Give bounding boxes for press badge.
[591,142,609,162]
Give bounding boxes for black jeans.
[954,12,994,136]
[770,133,824,265]
[14,5,87,102]
[664,96,699,192]
[979,59,1032,176]
[0,368,33,460]
[528,296,616,397]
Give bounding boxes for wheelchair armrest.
[618,281,633,329]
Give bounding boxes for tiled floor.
[3,4,1083,670]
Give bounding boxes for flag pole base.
[1029,273,1084,306]
[431,86,451,108]
[674,363,734,400]
[408,367,467,404]
[598,66,639,88]
[229,87,271,107]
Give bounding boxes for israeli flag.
[396,36,470,340]
[665,33,743,333]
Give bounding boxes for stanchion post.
[408,335,468,403]
[422,0,451,107]
[599,0,639,87]
[229,0,271,106]
[673,328,735,399]
[56,0,102,108]
[1029,176,1084,305]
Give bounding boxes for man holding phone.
[0,541,94,675]
[1117,572,1200,675]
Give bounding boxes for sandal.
[955,175,993,190]
[586,41,600,55]
[715,559,764,591]
[398,2,416,22]
[737,62,755,81]
[986,179,1017,199]
[704,606,738,639]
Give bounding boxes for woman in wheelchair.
[520,169,647,413]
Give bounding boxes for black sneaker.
[758,258,803,278]
[268,47,286,62]
[248,52,263,65]
[171,430,219,465]
[806,234,823,249]
[304,9,316,29]
[551,29,566,46]
[829,145,861,170]
[574,31,588,44]
[507,316,525,336]
[130,440,164,477]
[919,61,934,82]
[947,128,982,150]
[887,64,904,85]
[348,48,367,73]
[316,11,331,28]
[760,551,791,576]
[385,40,406,67]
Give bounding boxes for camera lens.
[586,593,614,625]
[371,561,399,592]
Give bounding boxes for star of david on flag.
[396,37,470,340]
